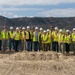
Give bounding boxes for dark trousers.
[34,42,39,52]
[52,42,58,52]
[14,40,20,52]
[9,39,14,50]
[65,43,70,53]
[0,40,2,50]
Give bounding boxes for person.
[42,30,48,51]
[21,27,26,51]
[39,28,43,51]
[46,29,52,51]
[64,30,71,55]
[14,27,20,52]
[52,27,59,52]
[58,29,64,53]
[9,27,14,51]
[1,26,9,52]
[72,28,75,54]
[25,26,32,51]
[33,27,40,52]
[0,28,2,51]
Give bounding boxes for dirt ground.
[0,51,75,75]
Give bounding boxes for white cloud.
[0,7,44,11]
[39,8,75,17]
[0,0,75,6]
[0,12,14,17]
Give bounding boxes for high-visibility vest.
[14,32,20,40]
[9,31,14,39]
[33,32,40,42]
[64,35,71,44]
[39,32,43,42]
[58,34,64,42]
[0,32,2,40]
[1,30,9,39]
[25,31,32,40]
[21,31,25,40]
[42,34,48,43]
[46,33,51,43]
[72,33,75,42]
[52,31,58,42]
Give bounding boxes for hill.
[0,16,75,30]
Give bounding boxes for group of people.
[0,26,75,55]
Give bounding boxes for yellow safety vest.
[14,32,20,40]
[9,31,14,39]
[21,31,25,40]
[58,34,64,42]
[72,33,75,42]
[1,30,9,39]
[47,33,51,43]
[52,31,58,42]
[25,31,32,40]
[42,34,48,43]
[64,35,71,44]
[33,32,40,42]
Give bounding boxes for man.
[21,27,26,51]
[42,30,48,51]
[33,27,40,52]
[39,28,43,51]
[0,28,2,51]
[72,28,75,54]
[52,27,59,52]
[9,27,14,51]
[1,26,9,52]
[14,27,20,52]
[58,29,64,53]
[25,26,32,51]
[46,29,51,51]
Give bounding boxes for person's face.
[40,30,43,32]
[35,29,38,32]
[73,30,75,33]
[27,28,30,31]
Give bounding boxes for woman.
[64,30,71,55]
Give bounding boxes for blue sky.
[0,0,75,18]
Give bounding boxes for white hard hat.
[22,27,25,30]
[59,29,62,32]
[66,30,70,33]
[35,27,38,30]
[73,28,75,31]
[10,27,13,29]
[16,27,19,30]
[43,30,47,33]
[55,27,58,30]
[47,29,50,32]
[40,28,43,31]
[27,26,30,29]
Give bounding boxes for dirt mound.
[0,51,75,75]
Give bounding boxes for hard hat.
[59,29,62,32]
[55,27,58,30]
[27,26,30,29]
[43,30,47,33]
[35,27,38,30]
[10,27,13,29]
[73,28,75,31]
[47,29,50,32]
[22,27,25,30]
[66,30,70,33]
[40,28,43,31]
[16,27,19,30]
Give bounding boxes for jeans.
[14,40,20,52]
[9,39,14,50]
[34,42,39,52]
[26,41,31,51]
[52,42,58,52]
